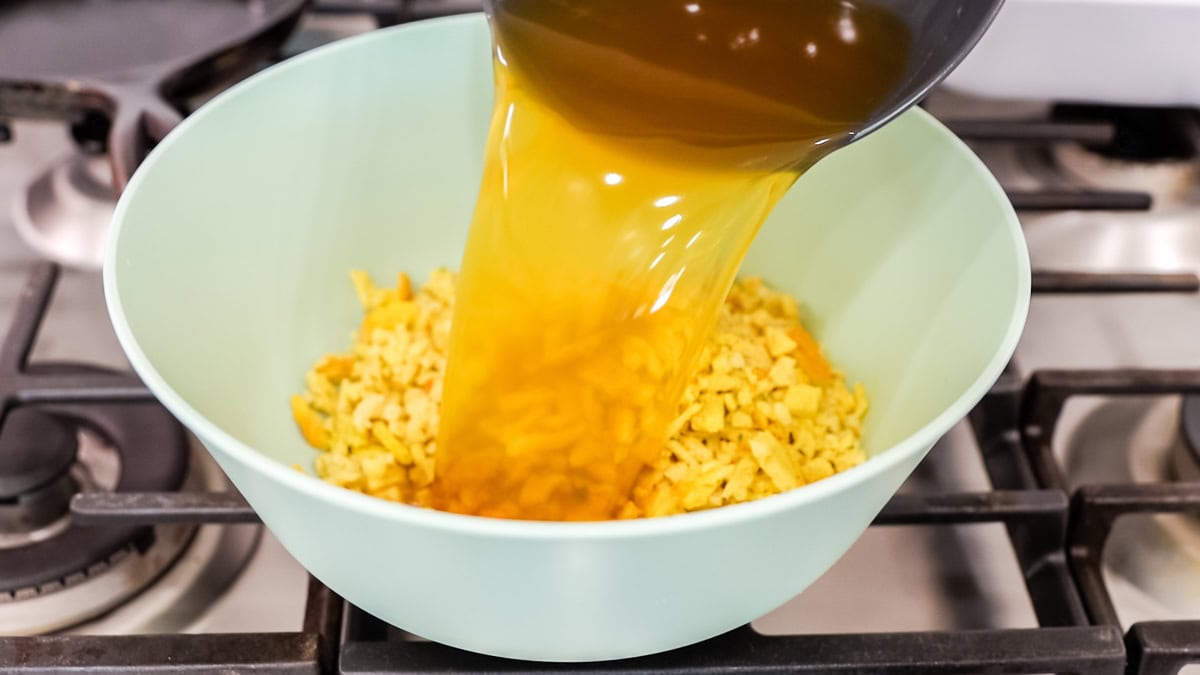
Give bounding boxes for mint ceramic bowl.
[104,14,1029,662]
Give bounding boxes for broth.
[433,0,909,520]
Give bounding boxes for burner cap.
[0,408,78,500]
[11,153,115,270]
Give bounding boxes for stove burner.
[0,408,78,537]
[10,153,115,269]
[1059,396,1200,623]
[0,363,191,632]
[1048,105,1200,205]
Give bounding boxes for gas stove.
[2,2,1200,673]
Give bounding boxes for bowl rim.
[103,13,1031,541]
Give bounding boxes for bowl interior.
[108,14,1026,493]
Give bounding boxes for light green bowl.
[104,14,1028,662]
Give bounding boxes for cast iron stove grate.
[10,210,1200,674]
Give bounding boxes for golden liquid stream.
[434,0,910,520]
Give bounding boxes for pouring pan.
[0,0,307,193]
[104,14,1029,662]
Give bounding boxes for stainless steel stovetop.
[2,3,1199,673]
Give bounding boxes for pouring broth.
[434,0,910,520]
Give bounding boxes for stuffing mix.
[290,269,869,519]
